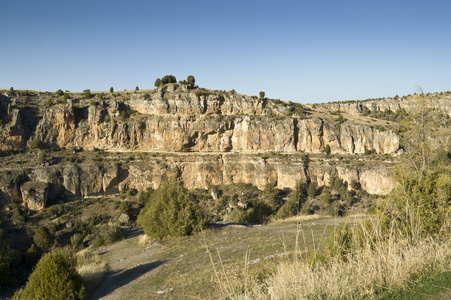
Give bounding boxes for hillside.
[2,84,439,211]
[1,84,451,298]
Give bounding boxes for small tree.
[33,225,53,253]
[110,87,114,93]
[288,180,308,213]
[55,89,64,96]
[135,86,139,91]
[0,230,13,291]
[263,182,278,211]
[259,91,265,99]
[161,75,177,85]
[137,181,209,239]
[307,182,316,199]
[154,78,161,87]
[187,75,195,87]
[324,144,331,155]
[14,248,85,300]
[82,89,92,99]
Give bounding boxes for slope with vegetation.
[0,81,450,298]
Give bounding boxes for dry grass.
[76,249,109,295]
[137,233,149,248]
[269,214,324,224]
[249,238,451,299]
[219,216,451,299]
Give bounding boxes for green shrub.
[161,75,177,85]
[128,188,138,196]
[324,144,331,155]
[119,200,131,214]
[0,230,14,291]
[263,182,279,210]
[33,225,53,253]
[29,139,44,150]
[307,182,316,199]
[138,188,154,207]
[154,78,161,87]
[82,89,92,99]
[13,248,85,300]
[335,114,345,124]
[275,200,297,219]
[88,224,123,248]
[228,200,274,224]
[137,181,210,239]
[288,180,307,212]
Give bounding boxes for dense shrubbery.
[361,106,409,122]
[137,181,210,239]
[0,230,14,291]
[87,224,123,248]
[14,248,85,300]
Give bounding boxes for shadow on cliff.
[89,260,166,300]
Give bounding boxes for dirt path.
[89,228,164,300]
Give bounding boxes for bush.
[14,248,85,300]
[228,200,273,224]
[29,139,44,150]
[88,224,123,248]
[0,230,13,291]
[119,200,131,214]
[138,188,154,207]
[161,75,177,85]
[324,144,331,155]
[275,200,297,219]
[33,225,53,253]
[187,75,195,87]
[82,89,92,99]
[154,78,161,87]
[128,188,138,196]
[137,181,209,239]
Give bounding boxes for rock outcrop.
[31,102,399,155]
[0,86,419,210]
[318,93,451,116]
[20,181,49,210]
[0,153,397,211]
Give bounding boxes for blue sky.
[1,0,450,103]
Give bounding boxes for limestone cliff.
[0,153,398,209]
[25,89,400,155]
[0,85,413,208]
[317,92,451,116]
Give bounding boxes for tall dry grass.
[216,215,451,299]
[246,236,451,299]
[76,250,109,295]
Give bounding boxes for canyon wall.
[0,153,397,209]
[0,85,412,208]
[317,93,451,116]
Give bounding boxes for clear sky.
[1,0,450,103]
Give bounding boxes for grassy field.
[81,214,451,300]
[86,215,347,299]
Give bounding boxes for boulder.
[20,181,49,210]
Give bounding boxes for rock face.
[30,99,400,155]
[0,154,397,211]
[318,93,451,116]
[20,181,49,210]
[0,86,420,209]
